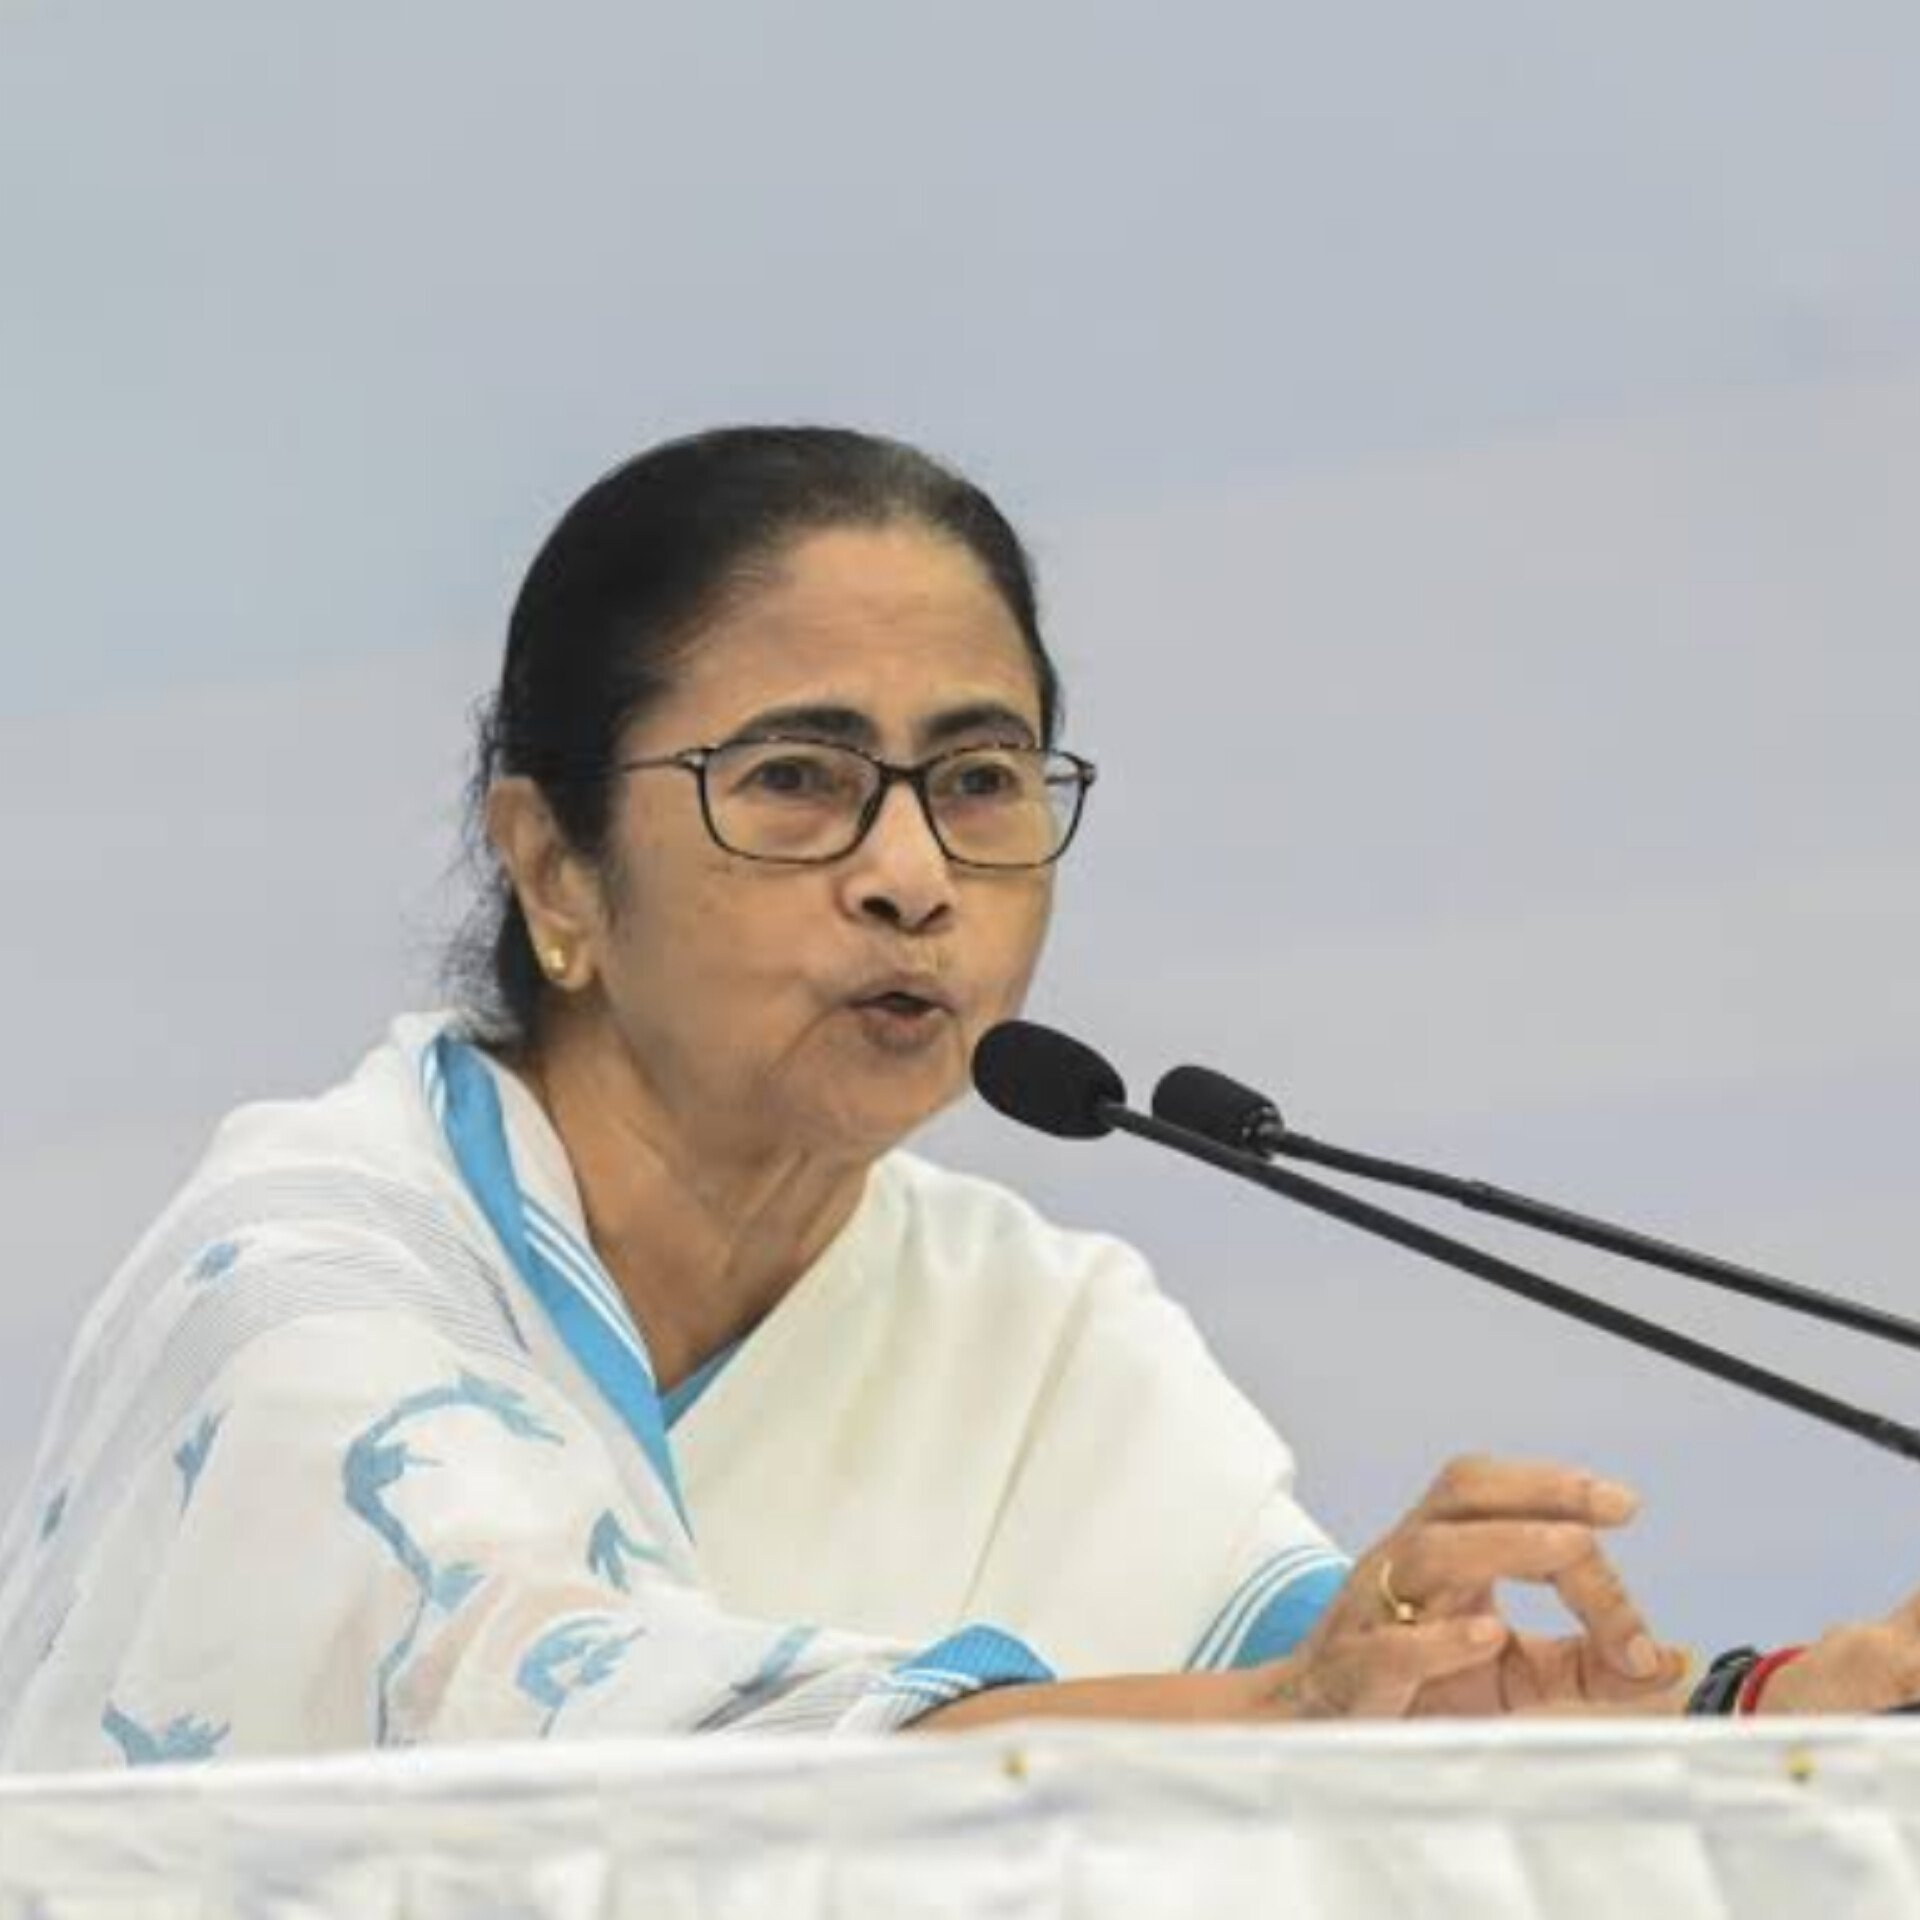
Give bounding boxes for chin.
[794,1017,971,1149]
[810,1079,962,1161]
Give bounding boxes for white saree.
[0,1014,1348,1771]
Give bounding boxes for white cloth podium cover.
[4,1720,1920,1917]
[0,1014,1344,1769]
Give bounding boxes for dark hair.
[444,424,1063,1044]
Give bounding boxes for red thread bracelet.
[1737,1645,1806,1715]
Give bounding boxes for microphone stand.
[1096,1096,1920,1467]
[1251,1120,1920,1354]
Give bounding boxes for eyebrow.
[727,700,1040,752]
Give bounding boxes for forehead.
[642,524,1043,746]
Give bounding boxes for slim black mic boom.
[1152,1062,1920,1355]
[972,1020,1920,1466]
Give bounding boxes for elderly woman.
[0,429,1908,1768]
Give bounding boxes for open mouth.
[857,991,943,1019]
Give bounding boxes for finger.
[1307,1616,1510,1718]
[1392,1522,1663,1681]
[1417,1455,1640,1529]
[1547,1534,1669,1682]
[1511,1631,1691,1707]
[1390,1520,1617,1598]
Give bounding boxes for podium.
[6,1718,1920,1915]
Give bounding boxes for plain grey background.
[3,1,1916,1655]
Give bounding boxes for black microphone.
[1153,1062,1920,1355]
[971,1019,1920,1466]
[973,1019,1125,1138]
[1153,1063,1289,1155]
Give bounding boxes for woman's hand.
[1751,1595,1920,1714]
[1252,1454,1689,1719]
[921,1454,1689,1733]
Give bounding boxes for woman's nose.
[843,780,956,931]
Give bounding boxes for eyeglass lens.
[703,742,1082,865]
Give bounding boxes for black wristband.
[1685,1646,1761,1715]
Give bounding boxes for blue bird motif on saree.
[516,1617,645,1733]
[174,1411,225,1512]
[686,1624,822,1731]
[586,1510,665,1592]
[100,1703,230,1767]
[729,1625,817,1706]
[188,1238,243,1286]
[342,1370,565,1742]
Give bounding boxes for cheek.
[604,842,739,986]
[615,856,826,1002]
[976,878,1055,1005]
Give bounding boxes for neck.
[512,1007,871,1391]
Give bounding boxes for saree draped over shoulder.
[0,1015,1347,1769]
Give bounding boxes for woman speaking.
[0,428,1909,1767]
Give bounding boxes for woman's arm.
[915,1615,1512,1730]
[36,1307,1050,1764]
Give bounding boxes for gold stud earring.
[542,943,572,985]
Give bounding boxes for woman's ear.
[485,777,604,993]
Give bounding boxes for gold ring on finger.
[1377,1558,1423,1627]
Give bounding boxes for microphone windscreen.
[1152,1063,1284,1147]
[971,1020,1124,1138]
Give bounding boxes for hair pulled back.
[446,424,1062,1045]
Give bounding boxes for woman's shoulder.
[873,1149,1159,1307]
[92,1017,468,1295]
[0,1017,531,1625]
[190,1011,456,1188]
[864,1152,1267,1463]
[61,1014,521,1422]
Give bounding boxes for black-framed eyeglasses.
[613,737,1098,869]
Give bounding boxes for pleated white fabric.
[4,1720,1917,1918]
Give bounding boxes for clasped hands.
[1259,1454,1920,1720]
